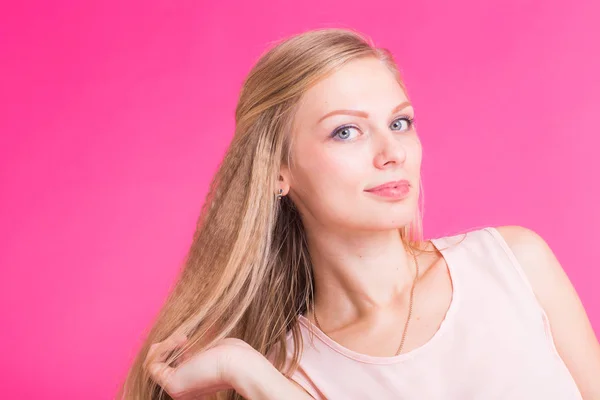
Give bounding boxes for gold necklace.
[312,251,420,356]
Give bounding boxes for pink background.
[1,1,598,398]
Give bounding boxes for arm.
[229,352,315,400]
[496,225,600,399]
[146,334,315,400]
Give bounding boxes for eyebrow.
[316,101,413,124]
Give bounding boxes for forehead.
[296,57,408,120]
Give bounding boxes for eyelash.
[330,116,415,141]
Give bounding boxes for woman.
[118,28,600,399]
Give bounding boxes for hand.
[144,332,258,399]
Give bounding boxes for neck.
[305,226,419,326]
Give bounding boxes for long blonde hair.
[118,27,433,400]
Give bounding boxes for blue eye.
[331,125,360,141]
[330,116,415,141]
[390,116,414,131]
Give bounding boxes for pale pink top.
[281,227,582,399]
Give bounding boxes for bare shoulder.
[494,225,600,398]
[493,225,561,292]
[492,224,582,316]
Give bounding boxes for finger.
[167,334,189,363]
[147,358,228,397]
[152,344,238,397]
[145,334,188,367]
[147,361,178,392]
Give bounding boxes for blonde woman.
[118,28,600,400]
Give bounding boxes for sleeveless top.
[279,227,582,399]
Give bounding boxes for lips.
[365,180,410,192]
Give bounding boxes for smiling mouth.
[364,181,411,199]
[365,180,410,192]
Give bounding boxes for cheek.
[410,135,423,161]
[305,148,368,193]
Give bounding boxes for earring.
[276,188,283,200]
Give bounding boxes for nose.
[372,129,407,169]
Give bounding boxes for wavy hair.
[118,27,437,400]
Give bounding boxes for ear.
[277,164,291,196]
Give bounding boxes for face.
[281,56,422,233]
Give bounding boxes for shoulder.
[492,224,568,308]
[492,225,554,281]
[493,225,600,397]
